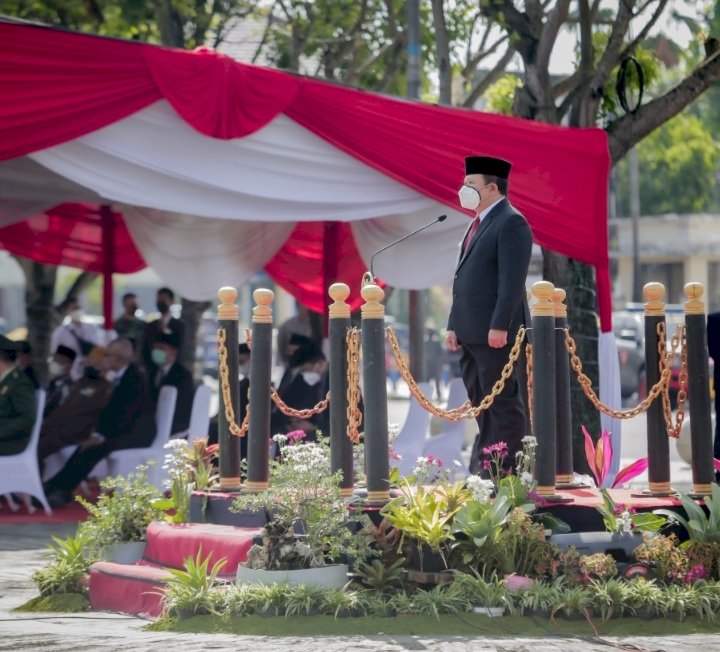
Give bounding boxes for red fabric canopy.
[0,21,611,328]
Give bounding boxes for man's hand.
[488,329,508,348]
[445,330,459,352]
[79,432,105,451]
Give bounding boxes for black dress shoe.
[46,489,71,509]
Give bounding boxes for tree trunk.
[430,0,452,105]
[15,258,59,384]
[180,298,211,379]
[153,0,186,48]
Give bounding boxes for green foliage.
[634,534,689,584]
[162,548,227,617]
[450,489,512,563]
[579,553,617,581]
[354,557,405,593]
[596,489,666,533]
[15,593,90,613]
[589,578,628,621]
[656,484,720,544]
[77,466,166,556]
[31,531,93,596]
[615,113,720,216]
[482,74,523,115]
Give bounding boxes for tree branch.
[252,2,278,64]
[536,0,571,72]
[591,0,637,91]
[608,50,720,162]
[618,0,669,60]
[462,34,509,78]
[462,45,516,108]
[480,0,536,59]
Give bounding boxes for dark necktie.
[463,216,480,255]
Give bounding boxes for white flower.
[467,475,494,502]
[520,471,534,488]
[272,433,288,443]
[521,435,537,449]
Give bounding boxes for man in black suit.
[142,287,186,377]
[44,338,155,507]
[707,311,720,478]
[445,156,533,474]
[150,332,195,436]
[0,336,36,456]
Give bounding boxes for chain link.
[346,328,362,443]
[564,322,677,420]
[386,326,526,421]
[525,342,534,433]
[216,327,249,438]
[661,324,687,438]
[270,387,330,418]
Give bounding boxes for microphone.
[369,215,447,280]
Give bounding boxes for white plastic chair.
[422,377,470,476]
[106,385,177,489]
[184,384,212,441]
[393,382,433,477]
[0,390,52,515]
[43,445,108,488]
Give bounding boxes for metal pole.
[684,282,714,496]
[217,287,241,491]
[246,288,274,492]
[552,288,574,486]
[531,282,557,497]
[361,281,390,503]
[643,282,671,495]
[328,283,354,496]
[630,147,642,303]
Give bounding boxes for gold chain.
[564,322,673,420]
[216,327,249,438]
[661,324,687,438]
[386,326,526,421]
[270,387,330,418]
[346,328,362,443]
[526,342,534,433]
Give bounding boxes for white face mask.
[105,369,117,383]
[70,309,84,322]
[49,361,67,377]
[458,183,489,211]
[238,364,249,377]
[301,371,322,386]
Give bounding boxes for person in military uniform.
[0,335,37,456]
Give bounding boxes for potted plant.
[626,577,665,620]
[30,531,94,600]
[517,579,562,618]
[162,549,227,619]
[231,437,370,588]
[451,570,509,617]
[589,578,628,621]
[77,466,166,563]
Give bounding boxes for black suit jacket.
[708,312,720,391]
[153,362,195,435]
[447,198,533,345]
[97,364,155,450]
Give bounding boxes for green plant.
[411,585,467,619]
[634,534,689,583]
[579,553,617,581]
[551,584,593,620]
[663,582,703,621]
[354,557,405,592]
[626,578,665,618]
[494,508,559,579]
[319,587,361,618]
[656,484,720,544]
[685,542,720,581]
[517,578,562,615]
[596,489,665,533]
[589,578,628,621]
[387,589,416,615]
[232,439,370,570]
[77,466,165,555]
[283,583,326,616]
[31,531,93,596]
[162,548,227,617]
[451,571,508,609]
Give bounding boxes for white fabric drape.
[29,101,439,221]
[122,206,296,301]
[599,331,622,486]
[351,208,470,289]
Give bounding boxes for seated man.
[150,332,195,436]
[38,347,112,465]
[0,336,37,456]
[43,338,155,507]
[43,345,77,418]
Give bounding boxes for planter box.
[472,606,505,617]
[549,532,643,562]
[236,563,349,589]
[107,541,146,564]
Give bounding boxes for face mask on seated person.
[301,371,321,386]
[151,348,168,366]
[48,361,67,377]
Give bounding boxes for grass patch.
[152,614,720,637]
[15,593,90,613]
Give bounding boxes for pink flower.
[684,564,708,584]
[504,574,535,592]
[426,455,436,464]
[482,460,491,470]
[287,430,306,442]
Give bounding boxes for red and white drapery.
[0,20,612,325]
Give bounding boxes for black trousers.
[459,341,529,474]
[44,442,111,493]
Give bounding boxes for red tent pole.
[100,205,115,330]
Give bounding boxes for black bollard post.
[552,288,575,487]
[328,283,354,497]
[246,289,274,492]
[217,287,241,491]
[361,281,390,503]
[684,282,714,496]
[642,282,672,496]
[531,282,560,499]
